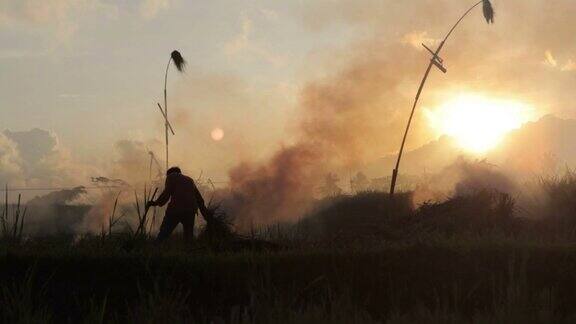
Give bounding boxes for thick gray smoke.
[22,186,90,235]
[412,157,516,205]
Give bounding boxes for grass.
[1,187,26,243]
[100,191,124,239]
[3,173,576,322]
[4,240,576,323]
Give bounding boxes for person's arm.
[192,181,211,218]
[148,176,173,208]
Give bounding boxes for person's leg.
[181,211,196,243]
[156,211,179,243]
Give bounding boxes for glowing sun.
[426,94,533,153]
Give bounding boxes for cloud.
[401,31,440,50]
[0,1,78,25]
[562,60,576,72]
[223,12,286,67]
[544,50,558,67]
[259,8,278,21]
[224,13,253,56]
[543,50,576,73]
[139,0,170,19]
[0,128,101,205]
[0,0,82,44]
[2,1,116,37]
[0,0,169,46]
[0,134,24,186]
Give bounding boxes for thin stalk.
[147,185,159,235]
[2,184,7,236]
[148,153,153,182]
[164,57,172,172]
[108,191,121,237]
[12,194,20,238]
[134,191,141,235]
[18,206,26,240]
[389,0,485,197]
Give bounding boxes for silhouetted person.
[147,167,210,243]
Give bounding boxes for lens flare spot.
[211,128,224,141]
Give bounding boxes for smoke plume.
[223,40,435,228]
[220,0,576,227]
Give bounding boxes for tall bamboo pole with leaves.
[389,0,495,197]
[161,50,186,171]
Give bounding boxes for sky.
[1,0,576,192]
[0,0,361,180]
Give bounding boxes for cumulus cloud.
[0,129,91,190]
[0,133,24,186]
[0,128,166,233]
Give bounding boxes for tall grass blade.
[18,206,26,240]
[2,184,7,236]
[12,194,20,238]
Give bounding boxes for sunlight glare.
[426,94,533,153]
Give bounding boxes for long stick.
[139,188,158,235]
[389,0,484,197]
[156,103,175,135]
[164,57,172,172]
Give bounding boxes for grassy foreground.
[3,237,576,323]
[4,186,576,323]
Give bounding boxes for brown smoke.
[177,0,576,229]
[224,40,435,228]
[222,0,576,228]
[226,144,321,228]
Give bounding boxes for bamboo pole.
[389,0,487,197]
[164,57,172,172]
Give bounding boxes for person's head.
[166,166,182,176]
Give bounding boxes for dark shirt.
[154,173,207,214]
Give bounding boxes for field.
[3,184,576,323]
